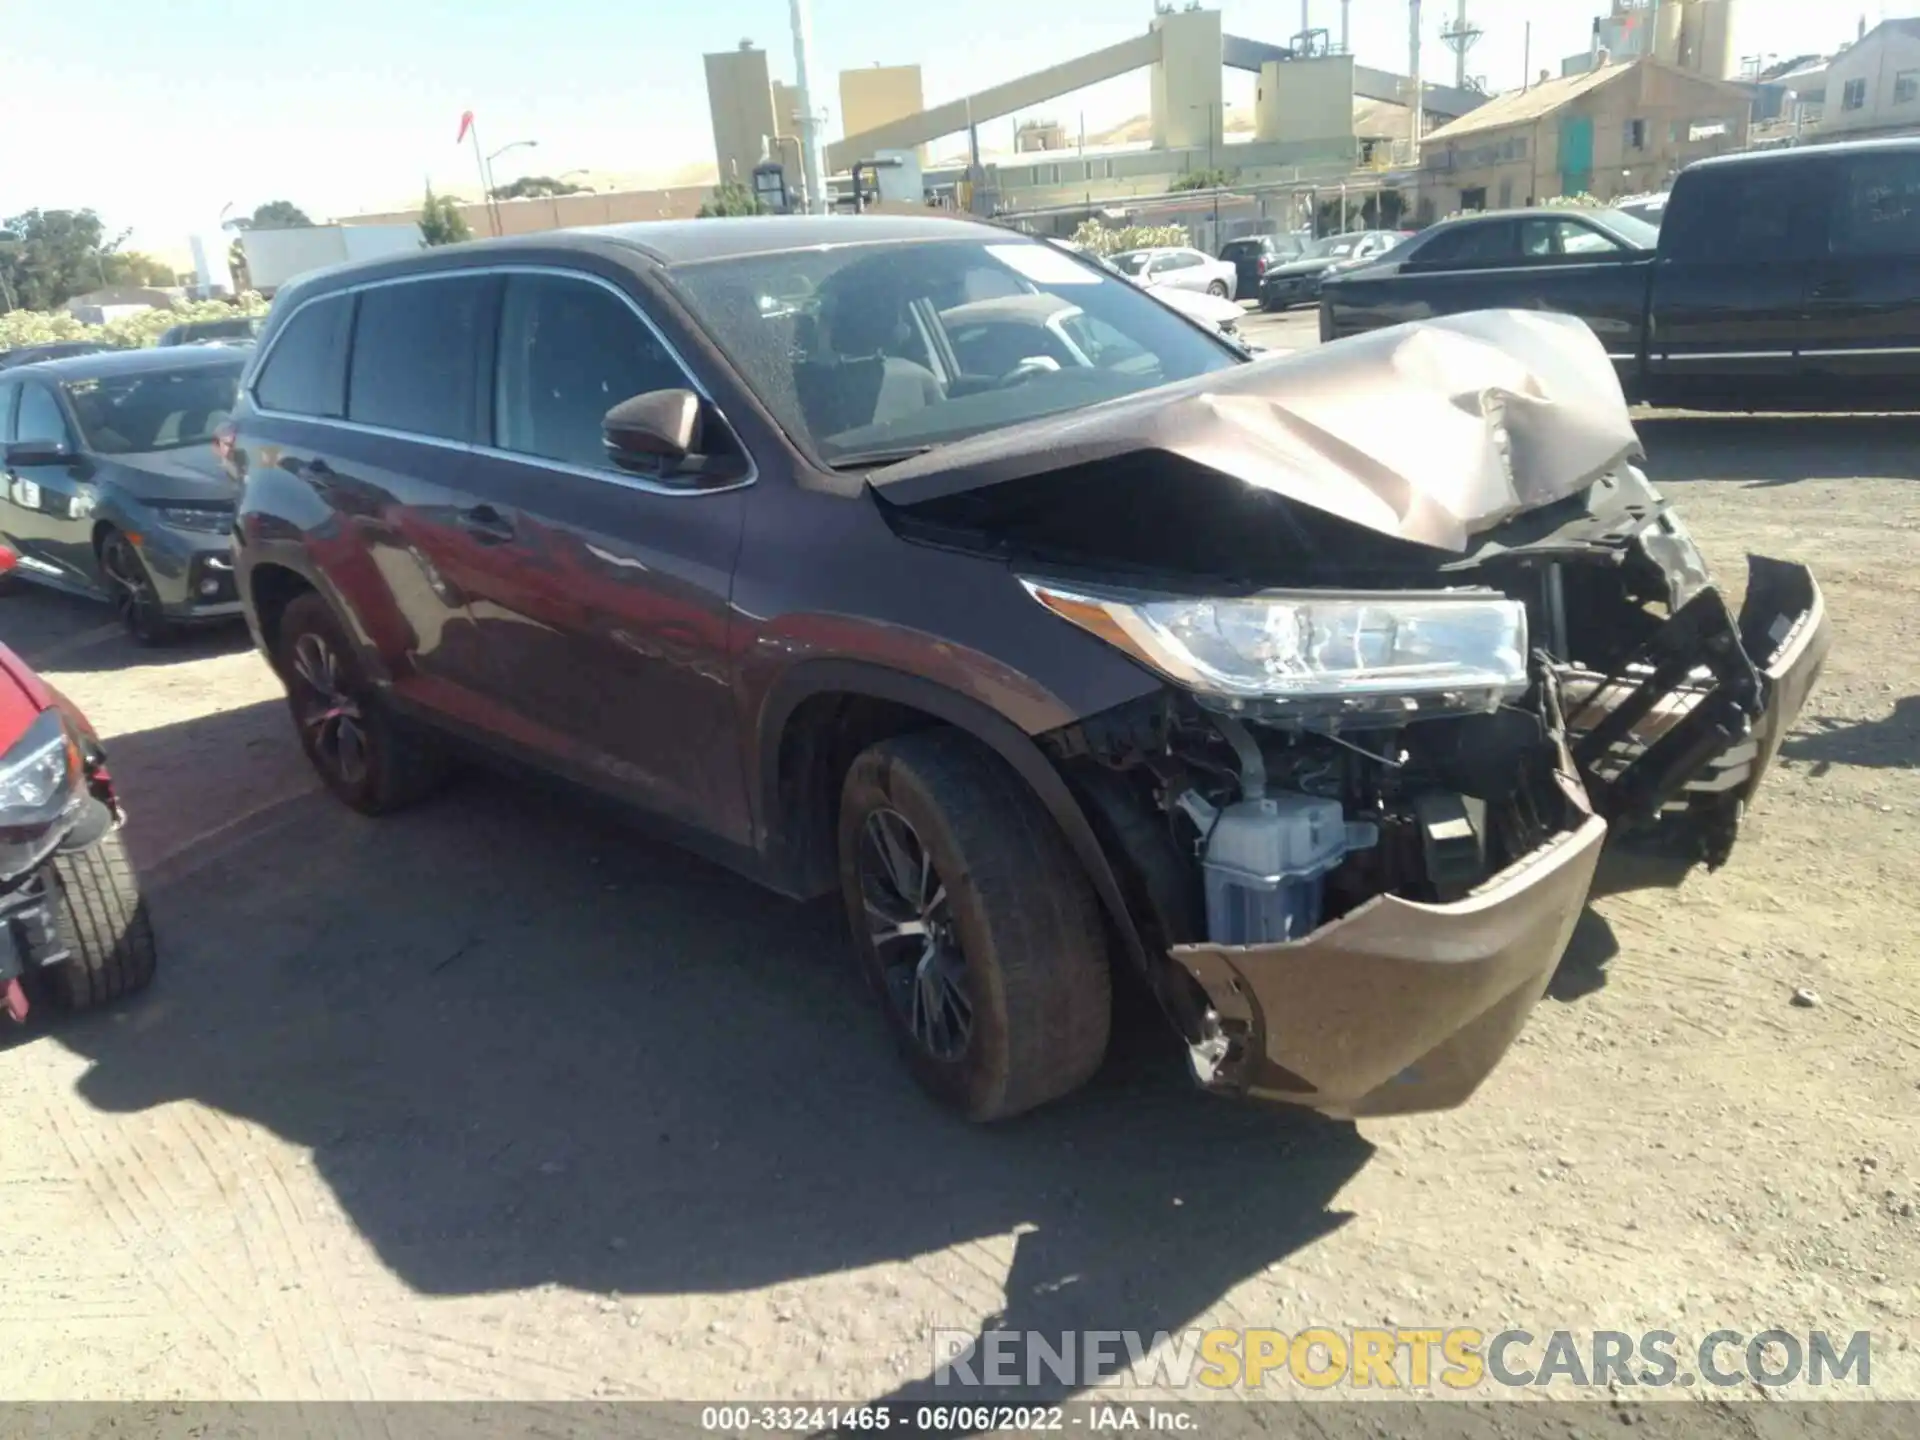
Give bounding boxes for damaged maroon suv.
[228,217,1827,1122]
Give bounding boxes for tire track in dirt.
[34,1066,252,1390]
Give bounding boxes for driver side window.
[16,384,70,446]
[493,273,692,472]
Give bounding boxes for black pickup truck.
[1321,137,1920,411]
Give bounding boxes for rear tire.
[1207,279,1230,298]
[45,829,157,1010]
[838,730,1111,1122]
[276,591,451,815]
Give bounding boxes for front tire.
[98,530,174,646]
[276,591,451,815]
[44,829,157,1010]
[838,730,1111,1122]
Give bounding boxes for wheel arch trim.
[754,658,1151,976]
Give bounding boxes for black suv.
[1218,235,1299,298]
[229,217,1826,1125]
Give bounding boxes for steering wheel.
[995,355,1062,388]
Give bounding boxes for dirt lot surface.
[0,406,1915,1417]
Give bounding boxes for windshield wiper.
[826,445,936,470]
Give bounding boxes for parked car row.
[0,214,1829,1131]
[1320,136,1918,411]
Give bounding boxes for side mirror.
[603,388,702,473]
[602,389,744,485]
[4,438,73,468]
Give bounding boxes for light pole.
[485,139,538,233]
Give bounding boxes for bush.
[1068,220,1189,256]
[0,294,270,354]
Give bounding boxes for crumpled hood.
[106,447,239,505]
[872,309,1644,554]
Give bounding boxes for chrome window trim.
[244,263,757,499]
[1655,351,1794,363]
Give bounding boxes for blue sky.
[3,0,1876,257]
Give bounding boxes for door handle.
[457,504,515,544]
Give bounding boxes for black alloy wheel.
[289,628,371,793]
[98,532,173,645]
[274,591,452,815]
[857,806,973,1061]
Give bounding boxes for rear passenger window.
[1833,152,1920,257]
[254,295,351,417]
[348,276,492,441]
[1661,165,1828,262]
[1414,221,1516,266]
[493,273,690,471]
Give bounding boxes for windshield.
[1302,235,1365,259]
[667,238,1242,467]
[1599,209,1663,248]
[63,362,243,455]
[1108,251,1152,276]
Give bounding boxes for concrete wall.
[1150,6,1222,151]
[339,187,712,239]
[1818,27,1920,138]
[706,46,779,187]
[1256,55,1356,145]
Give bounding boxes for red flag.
[456,110,474,144]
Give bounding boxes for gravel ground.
[0,401,1913,1414]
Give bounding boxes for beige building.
[1419,57,1751,215]
[840,65,926,162]
[705,43,781,187]
[1813,20,1920,140]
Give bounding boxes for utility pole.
[1439,0,1483,91]
[789,0,828,214]
[1409,0,1425,164]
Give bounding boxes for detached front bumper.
[1164,557,1827,1120]
[1170,779,1606,1118]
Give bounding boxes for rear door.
[1148,251,1206,293]
[1799,146,1920,406]
[1647,158,1831,407]
[0,381,21,564]
[449,268,751,839]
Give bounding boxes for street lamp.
[484,139,538,234]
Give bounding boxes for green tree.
[0,209,112,311]
[418,186,472,246]
[697,183,766,218]
[1169,167,1235,192]
[233,200,313,230]
[489,174,589,201]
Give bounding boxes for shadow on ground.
[1781,696,1920,773]
[0,585,253,674]
[1637,414,1920,487]
[1545,908,1620,1004]
[44,701,1371,1401]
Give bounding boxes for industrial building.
[700,3,1488,219]
[1563,0,1750,80]
[1419,55,1751,212]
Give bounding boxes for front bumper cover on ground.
[1165,556,1829,1119]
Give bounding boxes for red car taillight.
[0,544,15,576]
[1256,257,1269,274]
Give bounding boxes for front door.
[3,380,93,589]
[450,269,751,842]
[1798,147,1920,407]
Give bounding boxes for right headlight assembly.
[1022,580,1530,725]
